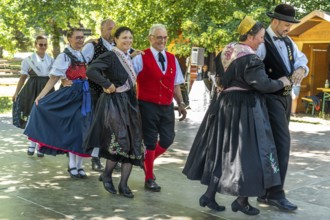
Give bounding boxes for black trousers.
[138,100,175,150]
[265,94,292,199]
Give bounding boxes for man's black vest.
[90,38,109,64]
[88,38,111,99]
[263,32,294,96]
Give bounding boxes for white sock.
[76,156,85,174]
[68,153,78,175]
[28,141,36,152]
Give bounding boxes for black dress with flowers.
[83,50,143,166]
[183,43,283,197]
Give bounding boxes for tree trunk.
[0,47,3,58]
[51,23,61,58]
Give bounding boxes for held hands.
[103,84,116,94]
[291,67,305,85]
[278,76,291,87]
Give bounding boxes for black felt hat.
[267,4,300,23]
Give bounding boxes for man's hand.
[130,50,145,58]
[291,67,305,85]
[177,104,187,121]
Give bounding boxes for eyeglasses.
[151,35,168,41]
[75,36,85,40]
[38,44,48,47]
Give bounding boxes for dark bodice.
[86,51,129,89]
[216,53,283,94]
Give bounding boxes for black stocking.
[119,162,132,189]
[236,196,248,206]
[103,159,117,181]
[203,178,219,201]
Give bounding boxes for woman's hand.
[61,79,73,87]
[35,95,43,106]
[278,76,291,87]
[103,84,116,94]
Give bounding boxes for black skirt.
[83,91,143,166]
[182,90,281,197]
[12,76,53,129]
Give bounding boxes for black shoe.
[77,168,88,179]
[27,146,35,156]
[199,195,225,211]
[98,174,117,194]
[257,196,267,204]
[267,198,298,211]
[118,185,134,198]
[144,178,161,192]
[67,167,80,179]
[91,157,104,172]
[231,200,260,215]
[37,150,44,158]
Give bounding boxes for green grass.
[0,97,12,113]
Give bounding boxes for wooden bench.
[301,97,316,115]
[0,69,20,74]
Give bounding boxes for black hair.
[114,27,133,39]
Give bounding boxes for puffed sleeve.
[20,58,30,75]
[86,52,112,89]
[244,55,284,93]
[49,53,70,78]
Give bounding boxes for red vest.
[66,63,87,80]
[137,49,176,105]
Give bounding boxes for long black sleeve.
[244,55,284,93]
[86,52,112,89]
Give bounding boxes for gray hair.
[100,19,115,30]
[149,24,167,36]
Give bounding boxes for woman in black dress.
[183,17,291,215]
[84,27,143,198]
[12,36,54,156]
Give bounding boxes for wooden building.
[289,10,330,113]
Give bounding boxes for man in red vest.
[133,24,187,192]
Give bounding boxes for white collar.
[150,46,166,58]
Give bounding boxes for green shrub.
[0,97,12,113]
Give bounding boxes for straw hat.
[237,16,256,35]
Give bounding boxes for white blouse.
[49,46,85,78]
[20,53,54,77]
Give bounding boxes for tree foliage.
[1,0,330,58]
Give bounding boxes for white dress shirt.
[82,37,113,64]
[257,26,309,78]
[132,46,185,85]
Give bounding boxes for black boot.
[91,157,104,172]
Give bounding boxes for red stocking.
[155,142,167,159]
[144,149,155,181]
